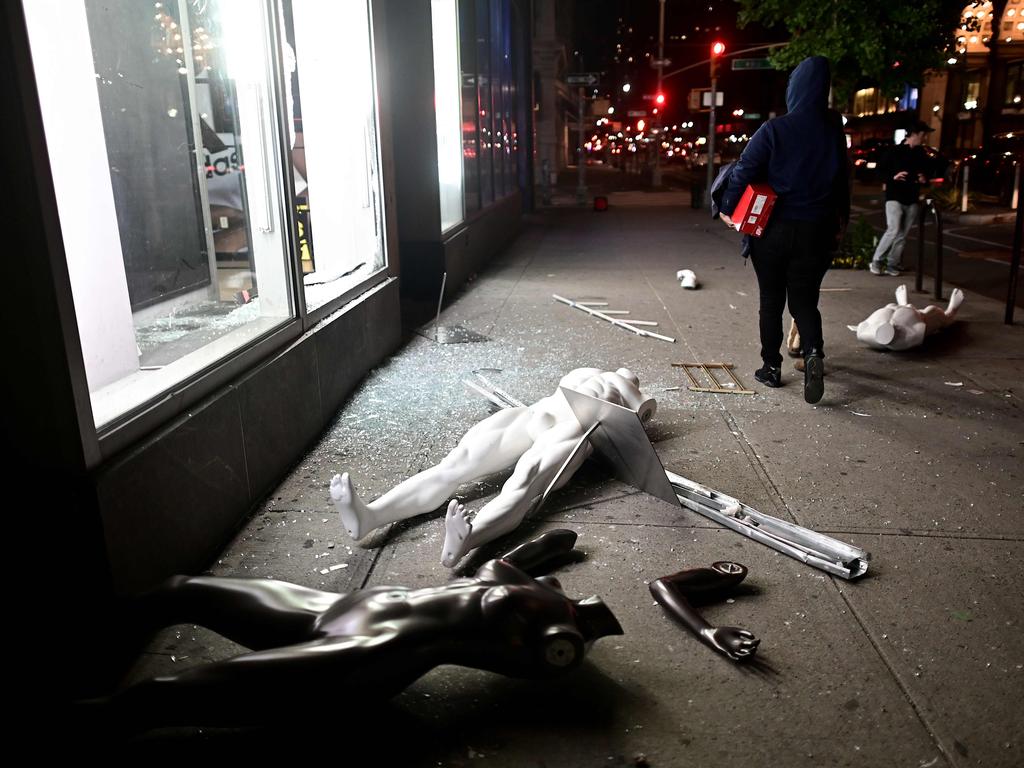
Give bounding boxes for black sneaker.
[804,352,824,404]
[754,364,782,388]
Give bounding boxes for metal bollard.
[1007,169,1023,325]
[915,200,927,293]
[915,199,944,299]
[932,202,944,301]
[961,163,970,213]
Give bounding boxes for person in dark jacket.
[719,55,849,404]
[869,120,933,276]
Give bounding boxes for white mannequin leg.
[441,420,591,567]
[917,289,964,336]
[332,407,536,539]
[945,287,965,317]
[786,318,801,355]
[874,321,896,346]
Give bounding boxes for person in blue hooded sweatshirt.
[718,56,849,404]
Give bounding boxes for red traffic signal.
[710,41,726,78]
[655,92,666,105]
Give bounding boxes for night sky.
[572,1,792,129]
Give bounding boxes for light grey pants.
[871,200,918,270]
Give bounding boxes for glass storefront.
[459,0,481,216]
[443,0,522,226]
[284,0,386,311]
[23,0,387,429]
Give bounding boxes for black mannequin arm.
[649,562,759,662]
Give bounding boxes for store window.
[1006,61,1023,106]
[476,0,495,206]
[459,0,481,216]
[963,72,982,111]
[23,0,386,430]
[456,0,521,209]
[284,0,386,311]
[853,88,876,117]
[431,0,466,231]
[489,0,505,197]
[897,85,919,112]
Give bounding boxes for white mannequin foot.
[895,284,909,306]
[441,500,473,568]
[330,472,377,540]
[947,288,964,313]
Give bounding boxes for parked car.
[686,148,722,169]
[952,136,1022,205]
[851,138,893,182]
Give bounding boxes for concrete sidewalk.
[119,197,1023,765]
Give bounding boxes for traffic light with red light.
[655,92,666,106]
[711,41,725,79]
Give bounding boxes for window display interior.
[23,0,387,429]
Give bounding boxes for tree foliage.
[734,0,968,101]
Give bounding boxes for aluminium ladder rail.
[666,470,869,579]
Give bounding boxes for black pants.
[749,218,834,367]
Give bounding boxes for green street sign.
[732,58,773,71]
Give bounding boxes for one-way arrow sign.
[567,72,600,87]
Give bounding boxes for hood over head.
[786,55,831,113]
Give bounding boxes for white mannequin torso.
[852,285,963,351]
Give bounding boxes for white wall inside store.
[23,0,139,393]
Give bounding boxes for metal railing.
[1007,172,1022,325]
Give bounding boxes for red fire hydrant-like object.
[593,196,609,212]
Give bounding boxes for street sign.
[732,58,772,71]
[567,73,600,86]
[650,58,672,68]
[627,110,647,117]
[701,91,724,107]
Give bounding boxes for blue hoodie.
[720,56,849,224]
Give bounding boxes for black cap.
[909,119,934,134]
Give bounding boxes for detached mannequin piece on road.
[332,368,656,567]
[851,284,964,350]
[98,529,622,729]
[676,269,700,289]
[650,561,759,662]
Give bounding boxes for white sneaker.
[869,262,883,276]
